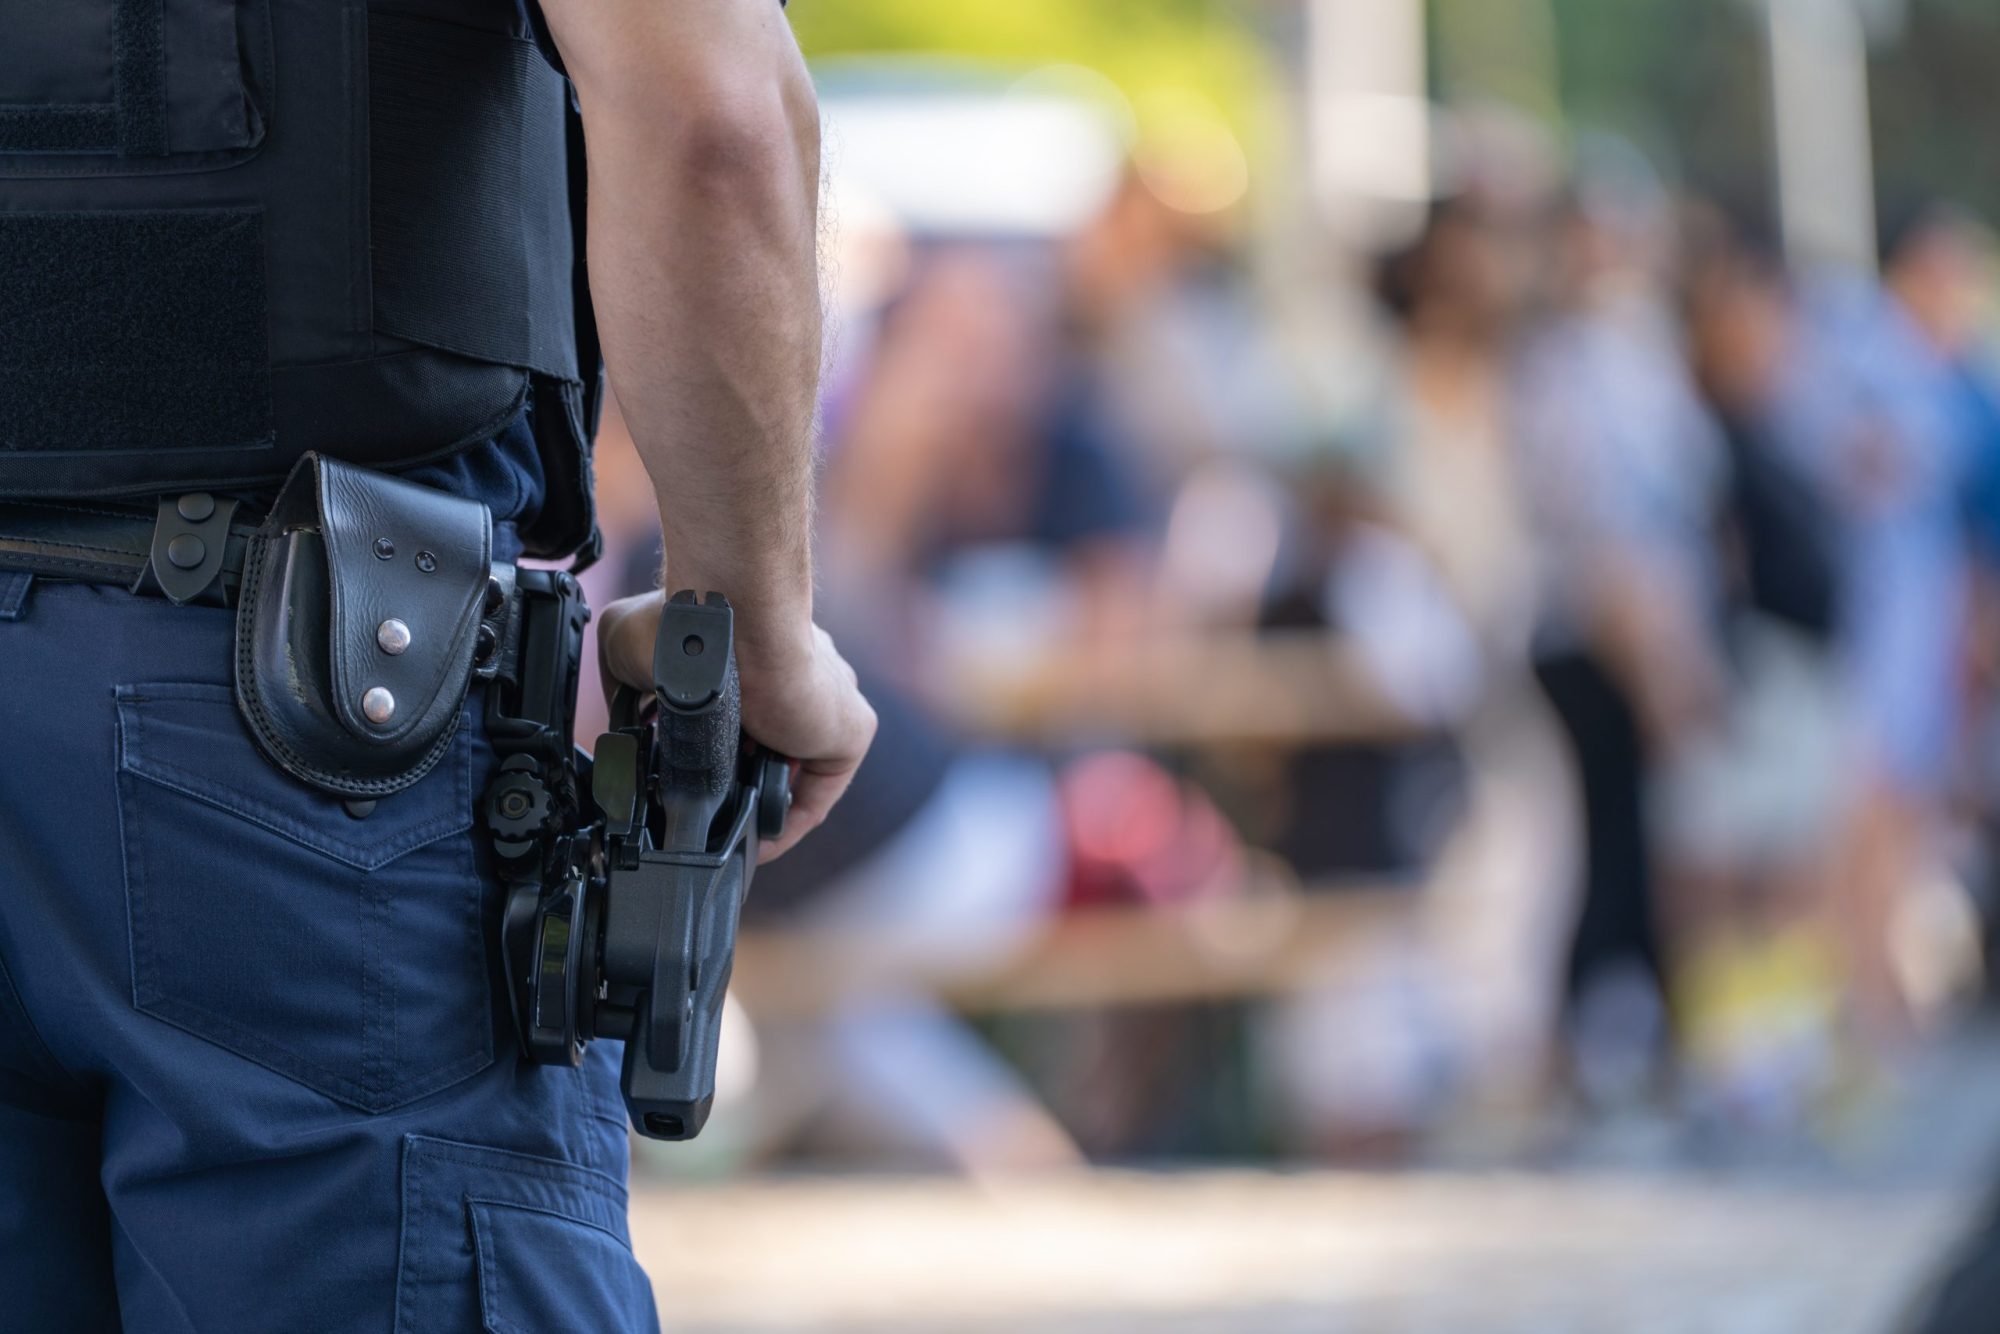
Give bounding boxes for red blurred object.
[1058,751,1245,909]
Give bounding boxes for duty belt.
[0,493,260,607]
[0,490,538,686]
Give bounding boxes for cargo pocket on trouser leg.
[395,1136,660,1334]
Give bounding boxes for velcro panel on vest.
[0,208,271,453]
[114,0,167,155]
[368,13,577,384]
[0,0,164,156]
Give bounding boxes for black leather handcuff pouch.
[234,453,493,798]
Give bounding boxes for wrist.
[658,535,817,677]
[733,607,817,682]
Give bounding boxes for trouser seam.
[0,947,89,1095]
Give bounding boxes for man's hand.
[598,591,876,863]
[537,0,853,859]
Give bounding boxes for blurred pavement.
[632,1028,2000,1334]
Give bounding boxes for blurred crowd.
[584,107,2000,1176]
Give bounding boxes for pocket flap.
[471,1200,657,1334]
[117,681,469,871]
[397,1136,658,1334]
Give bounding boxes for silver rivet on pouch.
[361,687,396,725]
[377,618,411,656]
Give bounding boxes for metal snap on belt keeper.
[165,534,206,570]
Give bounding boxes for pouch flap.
[234,453,491,797]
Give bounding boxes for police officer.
[0,0,873,1327]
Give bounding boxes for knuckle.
[601,592,644,622]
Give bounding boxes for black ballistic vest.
[0,0,601,560]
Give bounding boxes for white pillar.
[1308,0,1431,248]
[1766,0,1878,271]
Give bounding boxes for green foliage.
[1462,0,2000,225]
[784,0,2000,227]
[1436,0,1773,219]
[1556,0,1773,206]
[1870,0,2000,220]
[784,0,1279,149]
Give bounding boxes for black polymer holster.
[480,579,788,1140]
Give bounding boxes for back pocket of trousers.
[116,682,492,1112]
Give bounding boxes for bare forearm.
[544,0,823,665]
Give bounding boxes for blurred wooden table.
[930,630,1420,750]
[733,887,1424,1018]
[736,631,1441,1019]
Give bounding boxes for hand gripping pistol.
[481,583,789,1140]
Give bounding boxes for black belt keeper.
[0,493,260,607]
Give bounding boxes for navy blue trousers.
[0,573,661,1332]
